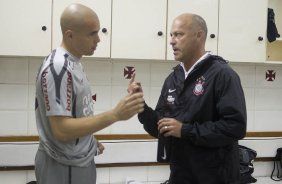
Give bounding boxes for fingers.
[127,73,135,94]
[114,92,145,121]
[127,74,143,94]
[97,143,105,155]
[157,118,169,130]
[128,82,142,94]
[129,73,135,84]
[96,141,105,155]
[158,118,182,138]
[127,74,136,94]
[125,93,145,113]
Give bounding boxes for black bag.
[271,147,282,181]
[239,145,257,184]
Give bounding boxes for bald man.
[129,13,247,184]
[34,4,144,184]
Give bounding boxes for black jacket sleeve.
[138,103,159,138]
[138,82,169,138]
[181,66,247,147]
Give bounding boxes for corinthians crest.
[193,76,205,96]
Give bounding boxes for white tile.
[246,110,255,131]
[149,87,162,109]
[28,85,35,110]
[28,57,43,84]
[28,110,37,135]
[112,61,150,86]
[243,87,255,110]
[0,171,27,184]
[95,141,157,164]
[0,84,28,109]
[83,59,112,86]
[95,126,111,135]
[254,111,282,131]
[254,88,282,110]
[150,62,177,87]
[0,111,28,135]
[110,115,147,134]
[0,57,28,84]
[147,165,170,182]
[111,86,129,107]
[110,166,148,183]
[255,177,281,184]
[96,168,110,184]
[141,86,150,105]
[0,143,38,166]
[253,161,274,177]
[255,65,282,88]
[230,64,256,87]
[91,86,112,110]
[26,171,36,183]
[239,138,282,157]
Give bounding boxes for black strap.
[160,180,169,184]
[271,160,282,181]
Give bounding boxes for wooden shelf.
[1,132,282,142]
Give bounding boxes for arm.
[138,103,159,138]
[50,92,144,142]
[128,74,161,138]
[138,85,169,138]
[181,67,247,147]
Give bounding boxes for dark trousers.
[168,164,240,184]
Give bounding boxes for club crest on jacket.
[193,76,205,96]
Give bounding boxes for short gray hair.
[192,14,208,41]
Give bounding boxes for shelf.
[267,37,282,62]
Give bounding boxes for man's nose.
[170,38,175,45]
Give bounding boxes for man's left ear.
[65,30,73,39]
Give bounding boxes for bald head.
[174,13,207,41]
[60,3,99,34]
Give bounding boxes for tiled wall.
[231,63,282,131]
[0,57,282,184]
[0,57,179,135]
[0,57,281,135]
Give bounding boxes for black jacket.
[138,55,247,184]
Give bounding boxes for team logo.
[265,70,276,81]
[167,95,175,104]
[161,147,167,160]
[124,66,135,79]
[92,94,97,103]
[193,76,205,96]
